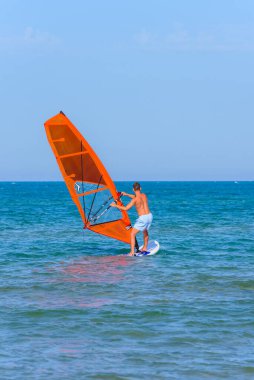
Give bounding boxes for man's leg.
[142,229,149,251]
[130,228,139,255]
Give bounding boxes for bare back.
[134,193,150,216]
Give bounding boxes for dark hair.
[133,182,141,191]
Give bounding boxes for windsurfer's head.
[133,182,141,192]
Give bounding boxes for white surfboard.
[135,240,160,256]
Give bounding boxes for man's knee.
[131,228,139,237]
[143,229,148,236]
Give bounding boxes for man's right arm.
[110,198,136,211]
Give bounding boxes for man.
[110,182,153,256]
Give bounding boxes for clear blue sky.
[1,0,254,181]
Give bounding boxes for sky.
[0,0,254,181]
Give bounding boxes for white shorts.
[133,213,153,232]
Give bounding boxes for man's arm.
[111,198,136,211]
[121,191,135,199]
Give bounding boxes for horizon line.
[0,180,253,183]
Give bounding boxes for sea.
[1,181,254,379]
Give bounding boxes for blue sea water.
[1,181,254,379]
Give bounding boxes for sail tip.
[60,110,66,116]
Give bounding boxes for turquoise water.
[1,181,254,379]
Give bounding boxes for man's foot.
[127,252,135,256]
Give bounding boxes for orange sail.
[44,111,132,244]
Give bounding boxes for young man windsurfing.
[111,182,153,256]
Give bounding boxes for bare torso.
[135,193,150,216]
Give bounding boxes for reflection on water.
[56,255,134,284]
[35,255,137,309]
